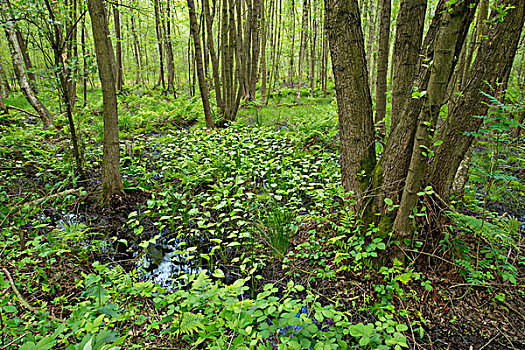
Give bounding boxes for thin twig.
[479,332,500,350]
[1,267,62,322]
[0,332,27,350]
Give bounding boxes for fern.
[174,312,206,336]
[449,212,512,244]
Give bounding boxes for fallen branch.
[1,267,62,322]
[5,105,39,119]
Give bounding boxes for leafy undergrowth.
[0,94,524,349]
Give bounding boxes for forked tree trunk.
[377,0,475,216]
[393,2,475,255]
[325,0,376,218]
[374,0,391,123]
[3,21,54,128]
[88,0,124,199]
[429,0,525,202]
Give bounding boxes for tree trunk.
[393,2,474,255]
[389,0,426,131]
[260,0,267,104]
[113,1,123,91]
[88,0,124,199]
[309,0,317,98]
[188,0,215,128]
[374,0,391,123]
[295,0,309,102]
[378,0,475,216]
[82,17,87,106]
[2,19,54,128]
[203,0,224,111]
[288,0,295,87]
[129,1,142,85]
[366,0,377,92]
[429,0,525,202]
[461,0,489,90]
[325,0,376,217]
[154,0,166,91]
[15,31,37,93]
[0,57,11,98]
[165,0,176,96]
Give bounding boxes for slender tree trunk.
[42,0,82,175]
[113,0,123,91]
[88,0,124,199]
[325,0,376,217]
[203,0,224,111]
[0,57,10,98]
[129,1,142,85]
[366,0,377,92]
[249,0,261,101]
[82,17,87,107]
[154,0,166,91]
[295,0,309,102]
[15,31,37,92]
[309,0,317,97]
[2,21,54,128]
[165,0,176,96]
[260,0,267,104]
[374,0,391,123]
[288,0,295,87]
[188,0,215,128]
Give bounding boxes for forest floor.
[0,89,523,349]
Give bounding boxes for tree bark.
[165,0,176,96]
[88,0,124,198]
[154,0,166,91]
[15,31,37,93]
[260,0,267,104]
[374,0,391,123]
[295,0,309,102]
[2,17,54,128]
[393,2,474,253]
[188,0,215,128]
[288,0,295,87]
[389,0,426,131]
[378,0,475,215]
[113,0,123,91]
[429,0,525,202]
[0,57,11,98]
[325,0,376,217]
[129,0,142,85]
